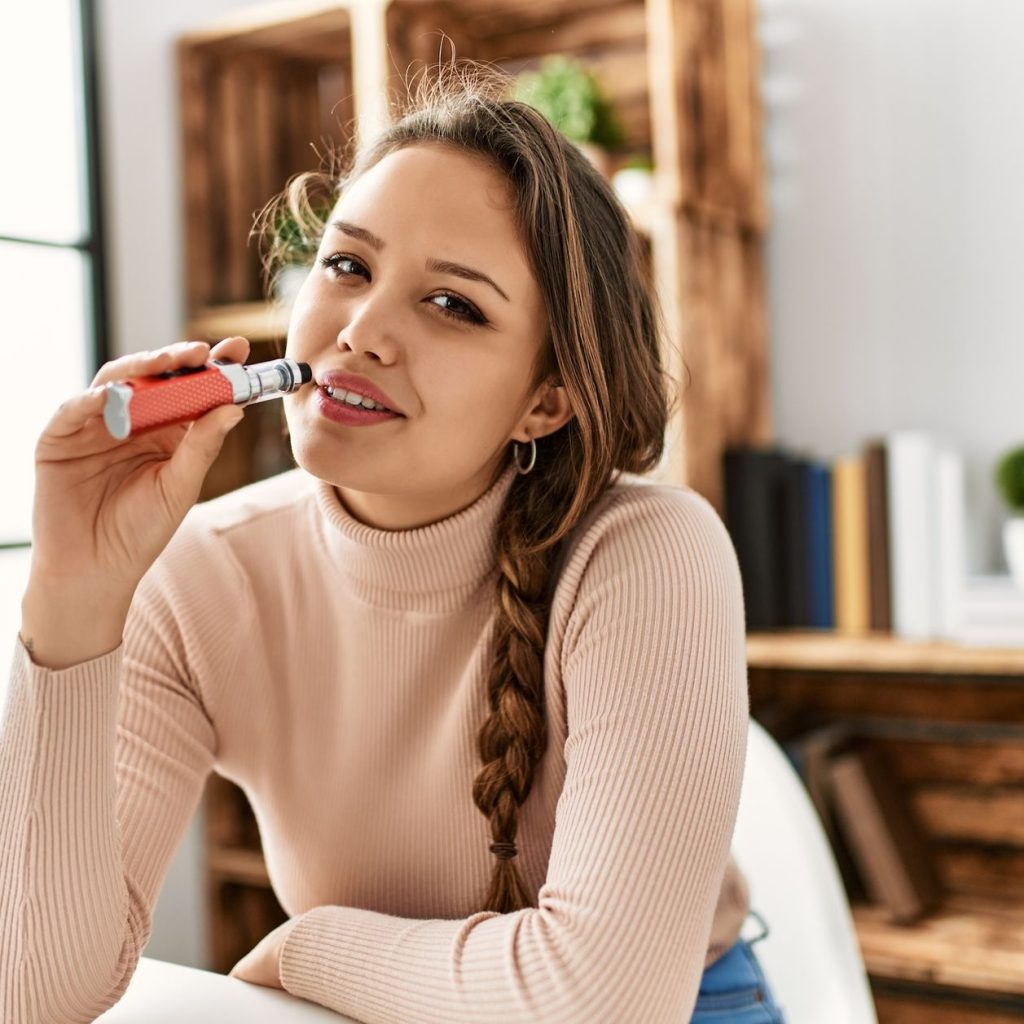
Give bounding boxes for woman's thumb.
[163,403,245,499]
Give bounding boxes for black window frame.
[0,0,110,549]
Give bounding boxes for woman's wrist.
[20,578,132,670]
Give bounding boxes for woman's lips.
[315,386,404,426]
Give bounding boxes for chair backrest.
[731,718,878,1024]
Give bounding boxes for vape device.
[103,356,312,440]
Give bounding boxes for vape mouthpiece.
[103,355,312,441]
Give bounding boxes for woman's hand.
[228,916,304,990]
[27,335,251,603]
[20,335,251,670]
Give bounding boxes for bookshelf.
[748,630,1024,1022]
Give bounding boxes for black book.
[722,445,790,630]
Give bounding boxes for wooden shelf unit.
[179,0,770,509]
[748,629,1024,1022]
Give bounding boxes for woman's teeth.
[324,386,390,412]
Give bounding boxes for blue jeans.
[690,911,786,1022]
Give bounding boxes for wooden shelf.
[185,301,290,343]
[208,845,270,886]
[853,895,1024,999]
[746,630,1024,677]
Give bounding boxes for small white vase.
[1004,516,1024,590]
[273,264,310,306]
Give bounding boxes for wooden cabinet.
[178,0,771,983]
[748,631,1024,1023]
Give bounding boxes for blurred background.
[2,2,1023,1020]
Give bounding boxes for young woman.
[2,66,784,1023]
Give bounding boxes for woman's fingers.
[89,340,210,388]
[209,335,250,364]
[43,386,108,439]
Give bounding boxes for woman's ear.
[520,379,574,441]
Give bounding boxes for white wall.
[756,0,1024,573]
[94,0,1023,969]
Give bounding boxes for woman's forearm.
[0,628,132,1023]
[19,576,132,670]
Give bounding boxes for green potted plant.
[995,444,1024,588]
[510,56,626,177]
[267,199,332,304]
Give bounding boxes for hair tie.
[489,841,518,861]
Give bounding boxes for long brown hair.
[257,60,679,914]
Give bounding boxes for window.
[0,0,108,546]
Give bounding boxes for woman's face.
[284,142,573,530]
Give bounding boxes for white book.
[948,624,1024,648]
[934,447,966,638]
[886,431,937,639]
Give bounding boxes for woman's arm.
[0,524,244,1024]
[276,488,750,1024]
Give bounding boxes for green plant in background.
[271,202,331,266]
[510,56,627,151]
[996,446,1024,513]
[621,153,654,171]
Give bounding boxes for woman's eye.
[319,253,368,280]
[428,293,488,325]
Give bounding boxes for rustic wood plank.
[208,845,271,886]
[751,669,1024,724]
[186,301,290,342]
[853,895,1024,997]
[180,3,349,55]
[914,788,1024,847]
[674,217,771,511]
[473,3,647,63]
[747,630,1024,677]
[178,47,216,312]
[873,987,1024,1024]
[935,845,1024,900]
[875,738,1024,787]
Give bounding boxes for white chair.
[731,718,878,1024]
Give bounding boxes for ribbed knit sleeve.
[278,487,750,1024]
[0,523,243,1024]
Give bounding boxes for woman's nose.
[335,296,401,361]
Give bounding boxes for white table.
[95,956,358,1022]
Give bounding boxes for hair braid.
[473,457,574,913]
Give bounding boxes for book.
[885,431,938,640]
[832,456,871,634]
[864,440,893,632]
[782,723,867,902]
[806,461,835,628]
[934,446,966,639]
[828,742,941,924]
[779,454,811,627]
[722,446,790,630]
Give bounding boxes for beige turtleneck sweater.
[0,458,751,1024]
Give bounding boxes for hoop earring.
[512,437,537,474]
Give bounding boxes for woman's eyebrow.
[330,219,510,302]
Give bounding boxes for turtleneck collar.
[309,459,520,612]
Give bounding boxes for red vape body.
[103,358,312,440]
